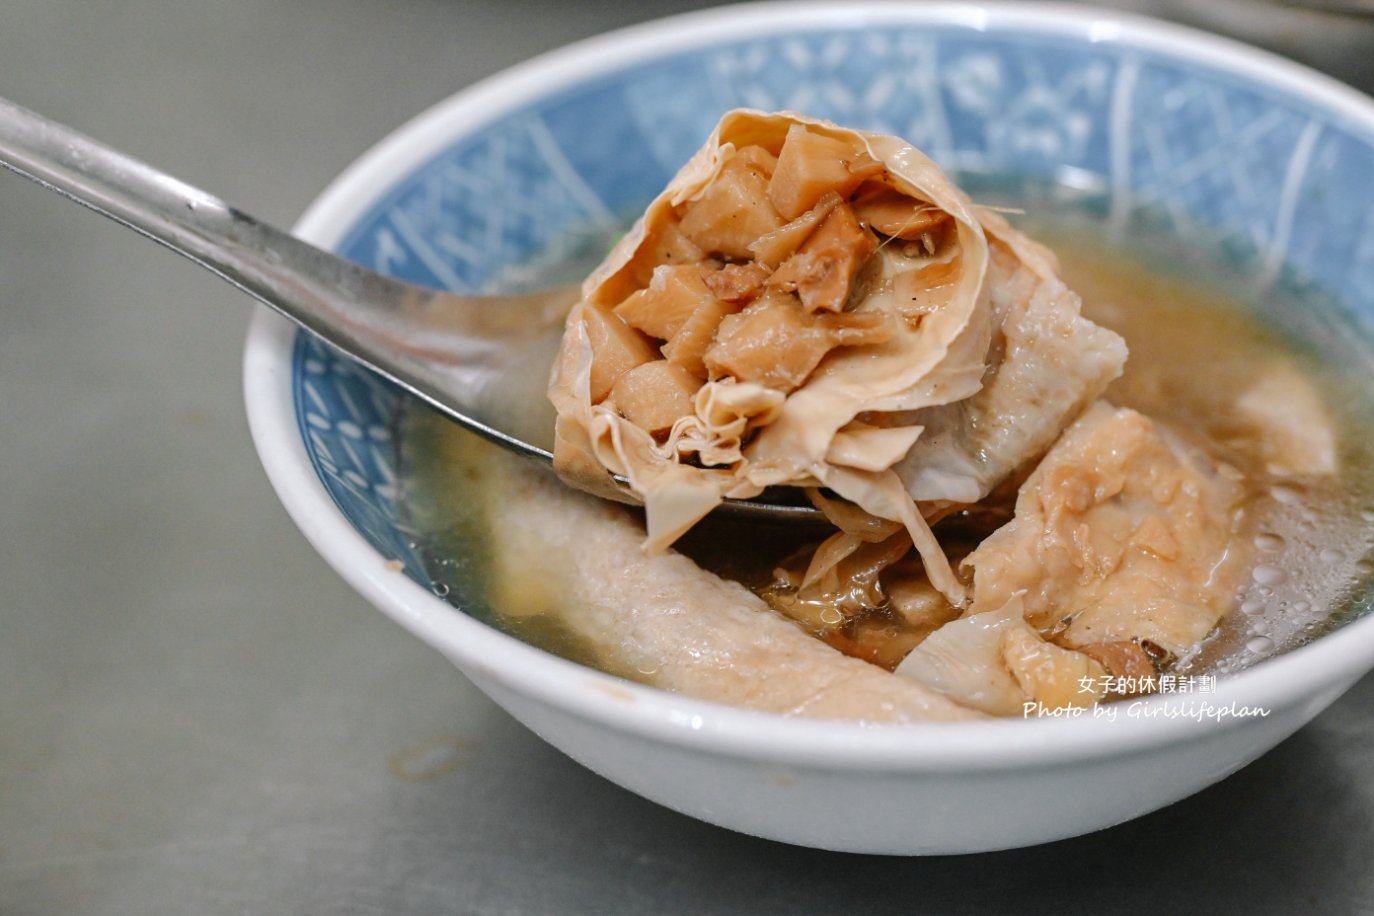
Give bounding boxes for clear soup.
[397,219,1374,686]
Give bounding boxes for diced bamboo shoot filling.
[704,292,892,392]
[767,123,883,219]
[704,293,833,391]
[583,304,657,403]
[661,296,741,378]
[638,220,706,270]
[605,359,702,436]
[584,124,952,434]
[748,191,842,267]
[678,146,783,259]
[615,265,717,341]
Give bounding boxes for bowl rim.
[244,0,1374,771]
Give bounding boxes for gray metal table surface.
[2,1,1372,914]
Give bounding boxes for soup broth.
[396,221,1374,693]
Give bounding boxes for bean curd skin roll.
[522,109,1340,720]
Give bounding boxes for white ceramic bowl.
[244,1,1374,853]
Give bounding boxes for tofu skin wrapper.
[549,109,1124,606]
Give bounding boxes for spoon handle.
[0,94,573,460]
[0,98,369,323]
[0,96,473,356]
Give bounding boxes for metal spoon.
[0,96,819,522]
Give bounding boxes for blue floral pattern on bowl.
[292,18,1374,586]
